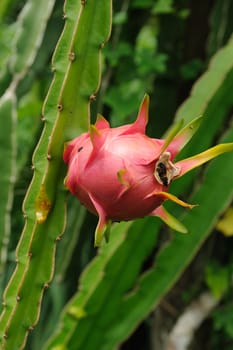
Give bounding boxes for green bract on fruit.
[64,95,233,246]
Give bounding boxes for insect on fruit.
[156,162,168,186]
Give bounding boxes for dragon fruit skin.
[64,126,166,221]
[64,95,233,246]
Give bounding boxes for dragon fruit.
[64,95,233,246]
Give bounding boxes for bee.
[154,152,180,187]
[156,162,168,186]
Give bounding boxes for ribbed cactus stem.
[0,0,56,294]
[0,0,112,349]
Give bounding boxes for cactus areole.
[64,94,233,246]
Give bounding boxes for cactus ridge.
[0,0,56,291]
[0,0,111,349]
[0,0,56,287]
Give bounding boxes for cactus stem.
[0,0,112,347]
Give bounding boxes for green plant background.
[0,0,233,349]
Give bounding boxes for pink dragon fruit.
[64,95,233,246]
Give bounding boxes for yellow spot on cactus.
[68,305,86,319]
[35,184,52,223]
[51,346,67,350]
